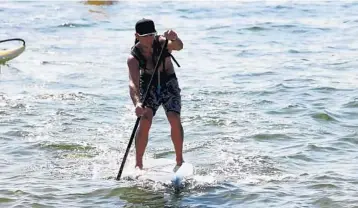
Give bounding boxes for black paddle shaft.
[116,39,169,181]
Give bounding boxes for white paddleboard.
[122,158,194,189]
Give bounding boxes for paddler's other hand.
[135,103,145,117]
[163,29,178,41]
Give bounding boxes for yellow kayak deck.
[0,38,26,65]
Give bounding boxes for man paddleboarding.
[127,18,184,171]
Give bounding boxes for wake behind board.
[0,38,26,65]
[121,158,194,189]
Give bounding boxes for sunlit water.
[1,1,358,207]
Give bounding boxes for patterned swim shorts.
[140,73,181,116]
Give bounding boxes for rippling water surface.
[1,1,358,207]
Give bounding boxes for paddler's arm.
[127,55,141,107]
[161,30,183,51]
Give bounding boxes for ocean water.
[1,1,358,207]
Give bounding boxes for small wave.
[274,5,292,10]
[0,197,14,203]
[36,92,86,101]
[198,89,238,96]
[62,73,85,79]
[252,133,294,141]
[57,22,96,28]
[308,183,339,189]
[306,144,340,152]
[205,118,228,127]
[292,29,309,34]
[4,130,30,138]
[176,8,211,14]
[0,110,9,115]
[10,103,26,109]
[206,25,231,31]
[343,98,358,108]
[287,152,314,162]
[243,26,267,31]
[232,71,276,78]
[288,49,300,53]
[56,109,75,117]
[40,142,95,151]
[266,104,306,115]
[256,99,274,105]
[312,112,337,122]
[313,173,350,182]
[41,60,93,66]
[339,133,358,145]
[0,136,12,141]
[212,152,282,182]
[273,83,295,89]
[72,117,89,122]
[311,86,339,92]
[271,24,296,29]
[328,61,351,66]
[284,78,316,83]
[313,197,337,207]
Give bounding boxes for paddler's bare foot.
[134,165,144,179]
[135,164,143,170]
[173,161,184,173]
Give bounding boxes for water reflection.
[82,0,118,20]
[83,0,118,6]
[107,186,166,207]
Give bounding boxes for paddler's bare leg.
[135,108,153,169]
[166,111,184,166]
